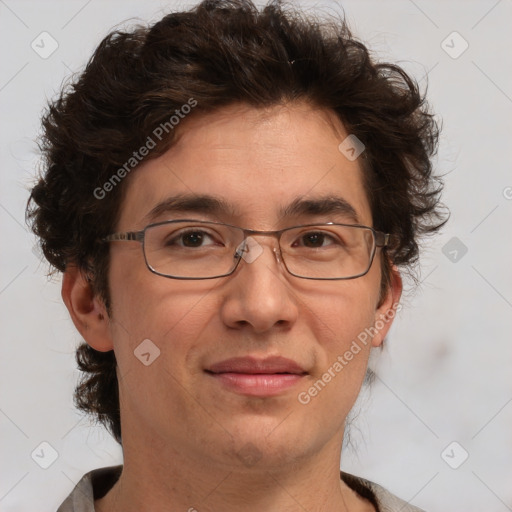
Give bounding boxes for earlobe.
[371,265,403,348]
[61,265,114,352]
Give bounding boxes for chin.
[217,418,316,469]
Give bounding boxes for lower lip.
[207,372,305,397]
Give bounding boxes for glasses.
[101,219,390,280]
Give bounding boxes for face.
[101,102,400,470]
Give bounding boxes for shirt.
[56,465,425,512]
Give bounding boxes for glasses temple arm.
[102,231,143,242]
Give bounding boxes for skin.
[63,101,402,512]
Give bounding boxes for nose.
[219,237,299,333]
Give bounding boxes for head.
[27,0,445,463]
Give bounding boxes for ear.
[371,265,403,348]
[61,265,114,352]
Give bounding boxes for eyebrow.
[143,193,360,225]
[280,196,360,224]
[144,194,239,223]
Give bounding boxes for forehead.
[117,102,372,230]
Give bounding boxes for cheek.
[308,278,378,344]
[299,279,378,392]
[108,266,218,372]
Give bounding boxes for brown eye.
[293,231,338,248]
[164,229,218,248]
[302,232,327,247]
[181,231,206,247]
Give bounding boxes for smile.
[205,356,308,397]
[206,372,305,396]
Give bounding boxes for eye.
[167,229,219,248]
[181,230,211,247]
[293,231,339,248]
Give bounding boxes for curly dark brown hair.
[26,0,446,445]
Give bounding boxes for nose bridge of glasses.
[235,228,283,264]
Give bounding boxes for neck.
[95,429,374,512]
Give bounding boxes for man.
[28,1,445,510]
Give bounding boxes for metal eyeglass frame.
[101,219,391,280]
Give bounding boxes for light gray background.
[1,1,511,510]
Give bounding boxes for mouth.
[205,356,308,397]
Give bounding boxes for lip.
[205,356,307,397]
[207,356,306,375]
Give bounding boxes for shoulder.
[341,471,426,512]
[56,465,122,512]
